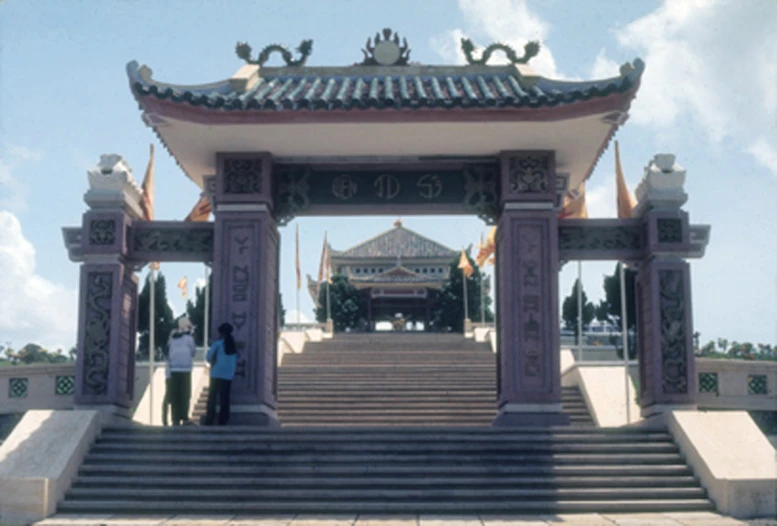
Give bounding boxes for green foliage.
[137,272,176,360]
[597,263,637,331]
[0,343,72,364]
[431,251,494,333]
[315,274,367,332]
[561,279,595,337]
[185,272,213,347]
[696,339,777,361]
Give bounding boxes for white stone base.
[666,410,777,519]
[0,410,103,524]
[563,364,642,427]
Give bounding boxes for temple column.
[72,156,143,422]
[211,154,280,426]
[494,151,567,426]
[633,155,697,418]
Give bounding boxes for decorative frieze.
[223,158,264,194]
[275,166,311,225]
[88,219,116,245]
[559,225,641,251]
[657,218,683,243]
[81,272,112,396]
[463,164,499,223]
[131,224,214,262]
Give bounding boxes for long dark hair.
[218,322,237,355]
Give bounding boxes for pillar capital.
[84,154,145,220]
[634,153,688,216]
[499,150,557,207]
[215,153,274,210]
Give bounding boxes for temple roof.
[127,61,644,113]
[332,222,457,260]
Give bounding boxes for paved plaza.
[32,512,777,526]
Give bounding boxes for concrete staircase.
[193,333,592,426]
[59,426,714,514]
[56,333,714,514]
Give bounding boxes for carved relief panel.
[500,151,556,204]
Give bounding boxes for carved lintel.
[274,166,311,226]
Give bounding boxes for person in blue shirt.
[204,322,238,425]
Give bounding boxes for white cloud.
[430,0,560,77]
[614,0,777,177]
[0,211,77,349]
[585,183,617,219]
[589,49,620,79]
[0,142,42,211]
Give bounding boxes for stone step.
[99,429,673,443]
[90,441,678,455]
[56,498,716,514]
[64,486,707,501]
[82,452,687,465]
[72,474,701,489]
[78,463,694,477]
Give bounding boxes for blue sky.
[0,0,775,350]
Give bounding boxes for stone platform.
[33,511,777,526]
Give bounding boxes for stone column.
[211,153,280,426]
[494,151,568,426]
[633,154,697,417]
[73,155,144,422]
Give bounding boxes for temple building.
[308,220,457,330]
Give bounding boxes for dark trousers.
[162,378,172,426]
[169,372,191,425]
[204,377,232,426]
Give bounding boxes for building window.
[748,375,767,395]
[9,378,28,399]
[438,268,444,273]
[422,268,427,273]
[56,375,75,395]
[698,373,718,394]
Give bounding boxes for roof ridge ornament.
[460,38,540,65]
[235,39,313,67]
[361,28,411,66]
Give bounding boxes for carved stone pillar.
[211,153,280,426]
[634,154,697,417]
[72,155,143,421]
[494,151,568,426]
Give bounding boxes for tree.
[599,263,637,331]
[185,272,214,347]
[6,343,69,364]
[137,272,176,360]
[561,279,595,337]
[315,274,367,332]
[431,251,494,333]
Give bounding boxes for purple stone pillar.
[74,210,138,421]
[636,256,696,416]
[211,153,280,426]
[494,151,568,426]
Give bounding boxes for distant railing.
[695,358,777,411]
[282,322,326,332]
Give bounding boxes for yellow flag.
[476,227,497,267]
[184,193,211,222]
[140,144,154,221]
[316,232,328,290]
[558,181,589,219]
[615,141,637,219]
[177,276,187,298]
[295,224,301,290]
[458,250,474,278]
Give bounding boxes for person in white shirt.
[166,316,197,425]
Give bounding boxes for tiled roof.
[126,60,644,112]
[332,225,456,260]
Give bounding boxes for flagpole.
[620,262,631,424]
[203,264,210,349]
[148,265,156,425]
[480,272,485,324]
[577,261,583,362]
[462,265,469,328]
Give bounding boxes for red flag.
[184,194,211,222]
